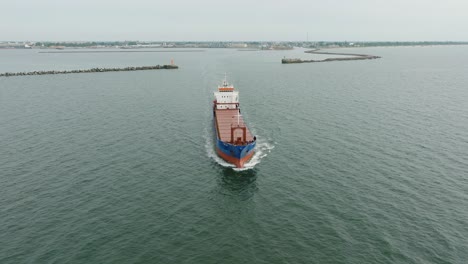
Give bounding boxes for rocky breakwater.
[282,49,381,64]
[0,64,178,77]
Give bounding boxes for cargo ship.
[213,77,256,168]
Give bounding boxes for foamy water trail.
[232,139,275,171]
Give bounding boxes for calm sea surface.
[1,46,468,263]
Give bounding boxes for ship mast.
[223,72,228,87]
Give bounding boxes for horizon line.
[2,40,468,43]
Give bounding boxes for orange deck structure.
[214,109,254,145]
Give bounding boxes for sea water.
[1,46,468,263]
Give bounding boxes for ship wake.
[233,139,275,171]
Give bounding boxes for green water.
[1,47,468,263]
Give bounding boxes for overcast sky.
[1,0,467,41]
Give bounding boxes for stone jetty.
[282,49,381,64]
[0,64,178,77]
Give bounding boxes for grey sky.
[1,0,467,41]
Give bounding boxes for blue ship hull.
[213,114,256,168]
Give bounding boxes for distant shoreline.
[2,41,467,50]
[38,50,205,54]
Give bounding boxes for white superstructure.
[214,77,239,110]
